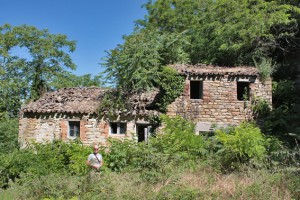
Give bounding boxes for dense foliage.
[0,140,91,188]
[0,117,18,154]
[103,0,300,83]
[0,24,102,118]
[1,0,300,199]
[101,0,300,116]
[215,122,268,170]
[0,116,299,199]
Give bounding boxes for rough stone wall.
[19,74,272,144]
[19,116,62,148]
[167,75,272,126]
[19,113,144,147]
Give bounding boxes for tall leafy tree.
[0,117,19,154]
[0,25,28,117]
[104,0,300,91]
[12,24,77,100]
[0,24,77,117]
[103,28,189,92]
[142,0,300,65]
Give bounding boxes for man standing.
[86,144,103,172]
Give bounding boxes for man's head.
[93,144,99,153]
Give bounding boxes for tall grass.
[3,162,298,200]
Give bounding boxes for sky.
[0,0,148,76]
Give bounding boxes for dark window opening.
[136,124,152,142]
[237,82,250,101]
[110,123,118,134]
[69,121,80,138]
[190,81,203,99]
[110,122,127,134]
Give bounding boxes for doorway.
[136,124,151,142]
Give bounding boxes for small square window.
[110,122,127,134]
[69,121,80,138]
[190,81,203,99]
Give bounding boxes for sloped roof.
[21,87,159,115]
[22,87,105,114]
[170,64,259,76]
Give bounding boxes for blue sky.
[0,0,148,76]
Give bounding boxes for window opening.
[136,124,152,142]
[237,82,250,101]
[69,121,80,138]
[110,122,127,134]
[190,81,203,99]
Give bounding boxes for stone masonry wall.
[167,75,272,126]
[19,113,143,147]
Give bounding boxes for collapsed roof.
[21,64,259,115]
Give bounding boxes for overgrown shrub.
[267,143,300,170]
[215,122,269,170]
[105,138,137,172]
[0,149,36,188]
[253,56,273,82]
[252,97,271,119]
[151,115,208,158]
[0,140,91,188]
[0,117,19,154]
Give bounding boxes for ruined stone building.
[19,64,272,147]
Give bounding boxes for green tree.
[102,0,300,112]
[50,72,104,89]
[141,0,300,65]
[0,25,28,117]
[103,29,189,92]
[12,24,77,100]
[101,28,188,113]
[0,117,19,154]
[0,24,78,116]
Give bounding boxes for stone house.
[18,64,272,147]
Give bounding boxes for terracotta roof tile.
[21,87,159,115]
[22,87,105,114]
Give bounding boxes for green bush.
[0,149,36,188]
[215,122,268,170]
[105,138,137,172]
[0,140,91,188]
[252,97,271,119]
[0,117,19,154]
[151,115,208,158]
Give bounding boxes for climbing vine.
[155,66,185,112]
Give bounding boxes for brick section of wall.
[60,120,68,140]
[80,120,87,141]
